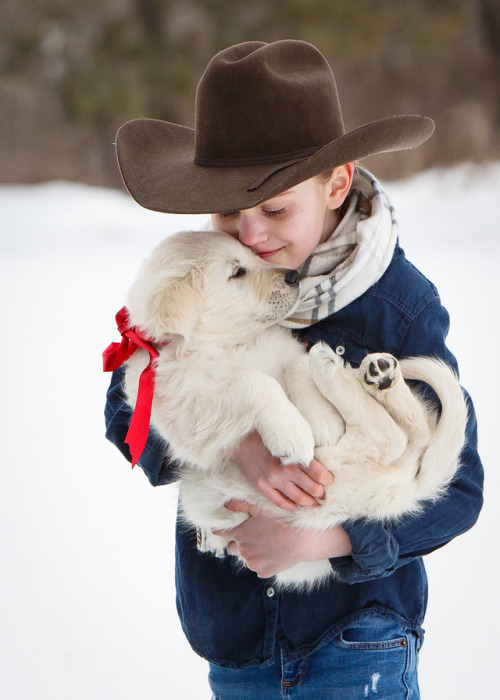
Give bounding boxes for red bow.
[103,306,162,467]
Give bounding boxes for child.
[105,40,483,698]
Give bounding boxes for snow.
[1,164,498,698]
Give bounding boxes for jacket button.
[335,345,345,356]
[266,587,275,598]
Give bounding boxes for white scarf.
[281,166,398,329]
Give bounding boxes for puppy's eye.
[230,266,247,279]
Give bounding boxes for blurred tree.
[478,0,500,63]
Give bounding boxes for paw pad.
[362,354,398,391]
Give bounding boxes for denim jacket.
[104,243,483,668]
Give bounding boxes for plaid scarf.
[281,166,398,329]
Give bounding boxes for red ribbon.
[103,307,161,467]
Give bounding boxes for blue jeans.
[209,614,421,699]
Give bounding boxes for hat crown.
[194,40,345,166]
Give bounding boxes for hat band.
[194,145,320,169]
[194,146,321,192]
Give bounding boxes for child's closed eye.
[264,207,286,218]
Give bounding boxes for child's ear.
[326,162,354,211]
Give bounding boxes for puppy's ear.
[147,269,203,358]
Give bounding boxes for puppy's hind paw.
[308,341,348,394]
[360,353,399,393]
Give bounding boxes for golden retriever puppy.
[122,230,467,590]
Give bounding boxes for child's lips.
[255,247,285,259]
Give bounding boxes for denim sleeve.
[330,298,484,584]
[104,366,181,486]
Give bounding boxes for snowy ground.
[1,163,497,699]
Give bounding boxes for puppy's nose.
[284,269,300,287]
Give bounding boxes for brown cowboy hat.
[116,40,434,214]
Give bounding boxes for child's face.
[211,166,353,270]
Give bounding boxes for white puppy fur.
[124,230,467,591]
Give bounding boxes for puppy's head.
[127,230,300,355]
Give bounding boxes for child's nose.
[237,214,268,246]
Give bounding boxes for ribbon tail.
[125,360,156,467]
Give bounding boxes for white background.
[1,163,497,698]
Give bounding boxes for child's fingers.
[255,485,300,511]
[280,482,320,508]
[271,463,328,501]
[302,458,334,486]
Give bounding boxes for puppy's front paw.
[261,413,315,467]
[360,353,399,393]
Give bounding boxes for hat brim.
[116,115,434,214]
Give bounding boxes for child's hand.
[213,500,352,578]
[231,431,333,511]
